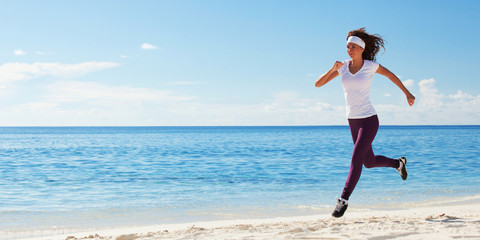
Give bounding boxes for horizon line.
[0,125,478,128]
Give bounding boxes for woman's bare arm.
[376,65,415,106]
[315,61,344,87]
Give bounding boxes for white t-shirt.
[337,60,380,119]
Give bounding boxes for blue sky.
[0,0,479,126]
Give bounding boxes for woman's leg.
[341,115,381,200]
[361,117,400,169]
[334,115,405,217]
[364,152,400,169]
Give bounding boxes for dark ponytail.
[347,28,385,61]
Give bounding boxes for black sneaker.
[332,198,348,218]
[396,157,408,180]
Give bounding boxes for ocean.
[0,126,479,239]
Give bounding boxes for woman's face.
[347,43,364,59]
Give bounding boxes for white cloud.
[0,88,346,126]
[46,81,195,103]
[259,91,345,125]
[141,43,159,50]
[402,79,414,88]
[0,75,478,126]
[18,102,59,112]
[376,78,480,124]
[384,93,392,97]
[0,61,120,83]
[418,78,437,95]
[417,78,444,109]
[14,49,26,56]
[167,81,203,85]
[0,81,198,126]
[449,90,474,100]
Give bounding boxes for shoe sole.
[332,202,348,218]
[332,209,347,218]
[399,157,408,180]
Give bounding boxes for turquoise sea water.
[0,126,479,238]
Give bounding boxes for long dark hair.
[347,28,385,61]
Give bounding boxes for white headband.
[347,36,365,49]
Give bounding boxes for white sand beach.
[26,198,480,240]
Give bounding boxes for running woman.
[315,28,415,218]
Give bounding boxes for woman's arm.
[315,61,343,87]
[376,65,415,106]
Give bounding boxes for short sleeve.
[337,60,349,77]
[370,61,380,73]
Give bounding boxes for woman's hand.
[315,61,343,87]
[332,61,344,71]
[406,93,415,107]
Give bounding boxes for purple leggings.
[341,115,400,200]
